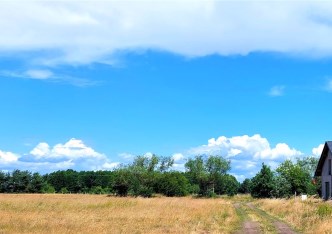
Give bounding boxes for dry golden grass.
[254,197,332,234]
[0,194,239,234]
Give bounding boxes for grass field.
[255,197,332,233]
[0,194,239,233]
[1,194,332,233]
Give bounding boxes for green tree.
[157,172,190,197]
[251,163,274,198]
[276,160,312,195]
[112,168,132,196]
[239,178,252,194]
[215,174,239,196]
[29,173,45,193]
[185,155,231,196]
[272,175,292,198]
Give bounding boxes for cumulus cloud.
[268,86,285,97]
[188,134,303,181]
[191,134,302,160]
[0,138,119,173]
[172,153,185,162]
[1,1,332,66]
[0,150,19,163]
[30,138,105,160]
[312,143,324,157]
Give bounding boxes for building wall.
[321,150,332,199]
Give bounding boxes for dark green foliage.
[112,169,132,196]
[60,187,69,194]
[41,183,55,193]
[276,160,310,195]
[251,163,275,198]
[136,185,153,198]
[185,155,234,197]
[215,174,239,196]
[157,172,190,197]
[90,186,107,194]
[239,178,252,194]
[29,173,45,193]
[0,153,320,198]
[272,175,292,198]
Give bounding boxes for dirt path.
[234,202,298,234]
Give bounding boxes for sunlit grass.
[0,194,239,233]
[255,196,332,233]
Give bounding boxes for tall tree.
[251,163,274,198]
[185,155,231,196]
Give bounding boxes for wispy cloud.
[0,69,99,87]
[268,85,285,97]
[326,79,332,92]
[25,69,53,80]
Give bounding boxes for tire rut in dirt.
[242,221,261,234]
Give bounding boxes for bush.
[137,186,153,198]
[157,172,190,197]
[41,183,55,194]
[90,186,106,194]
[60,187,69,194]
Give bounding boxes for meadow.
[255,197,332,233]
[1,194,332,233]
[0,194,239,233]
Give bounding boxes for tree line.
[0,155,238,197]
[0,155,320,198]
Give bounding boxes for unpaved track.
[241,221,261,234]
[234,202,298,234]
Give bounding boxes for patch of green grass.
[317,203,332,217]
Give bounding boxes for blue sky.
[0,1,331,181]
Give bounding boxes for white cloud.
[30,138,105,160]
[1,1,332,65]
[30,142,50,158]
[191,134,302,160]
[268,86,285,97]
[312,143,324,157]
[188,134,303,181]
[101,162,120,170]
[143,152,153,159]
[172,153,185,162]
[19,138,119,172]
[0,150,19,163]
[256,143,302,160]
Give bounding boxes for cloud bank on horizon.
[0,135,323,181]
[1,0,332,68]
